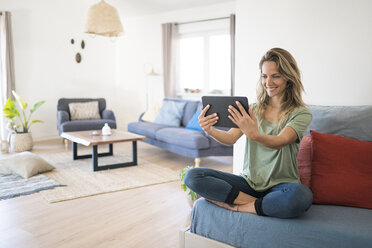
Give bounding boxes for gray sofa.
[128,98,233,166]
[57,98,116,134]
[180,105,372,248]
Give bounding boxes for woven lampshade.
[84,0,124,37]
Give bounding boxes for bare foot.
[206,199,238,212]
[206,199,257,214]
[233,192,257,205]
[236,202,257,214]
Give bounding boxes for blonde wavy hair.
[255,48,306,130]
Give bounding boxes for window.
[177,19,231,97]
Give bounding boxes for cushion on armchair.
[68,101,101,120]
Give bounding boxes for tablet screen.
[201,96,249,128]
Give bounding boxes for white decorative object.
[84,0,124,37]
[144,63,161,110]
[102,123,112,136]
[9,133,33,152]
[1,140,9,154]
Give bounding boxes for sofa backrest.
[163,98,200,127]
[305,105,372,142]
[57,98,106,118]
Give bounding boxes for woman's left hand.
[228,101,260,140]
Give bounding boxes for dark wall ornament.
[75,53,82,63]
[70,38,85,63]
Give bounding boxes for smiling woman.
[185,47,314,219]
[256,48,306,130]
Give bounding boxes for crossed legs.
[184,167,313,218]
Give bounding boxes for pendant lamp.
[84,0,124,37]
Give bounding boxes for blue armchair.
[57,98,116,135]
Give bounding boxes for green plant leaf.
[189,190,198,201]
[181,184,187,191]
[30,100,45,113]
[31,120,44,123]
[3,98,18,119]
[12,91,27,110]
[179,165,199,201]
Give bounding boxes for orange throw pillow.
[310,130,372,209]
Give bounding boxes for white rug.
[39,152,179,203]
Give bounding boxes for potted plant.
[3,90,45,152]
[180,165,199,207]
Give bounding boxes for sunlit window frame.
[177,28,231,98]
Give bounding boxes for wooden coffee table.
[61,130,146,171]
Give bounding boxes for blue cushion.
[182,100,200,126]
[186,107,203,132]
[153,100,187,127]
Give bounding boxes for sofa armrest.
[58,110,69,125]
[139,112,145,122]
[102,110,116,121]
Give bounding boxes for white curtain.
[0,11,16,140]
[161,23,178,98]
[230,14,235,96]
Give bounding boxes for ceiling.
[115,0,236,17]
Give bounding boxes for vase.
[10,132,33,152]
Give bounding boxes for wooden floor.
[0,139,233,248]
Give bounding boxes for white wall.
[233,0,372,173]
[1,0,117,140]
[1,0,235,141]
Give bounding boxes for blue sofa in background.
[128,98,233,166]
[180,105,372,248]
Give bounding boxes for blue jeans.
[184,167,313,218]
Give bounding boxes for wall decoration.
[75,53,82,63]
[70,38,85,63]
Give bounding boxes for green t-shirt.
[241,105,312,192]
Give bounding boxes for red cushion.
[310,130,372,209]
[297,136,312,189]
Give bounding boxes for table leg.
[70,141,138,171]
[73,142,78,160]
[109,143,113,155]
[92,141,138,171]
[73,143,113,160]
[132,141,137,164]
[92,145,98,171]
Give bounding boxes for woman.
[184,48,313,218]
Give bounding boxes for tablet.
[201,96,249,128]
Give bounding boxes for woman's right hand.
[198,105,218,135]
